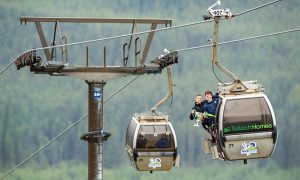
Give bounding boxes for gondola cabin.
[203,80,277,162]
[218,92,277,160]
[125,111,179,172]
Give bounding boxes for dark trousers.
[202,119,216,143]
[202,119,214,130]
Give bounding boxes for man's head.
[205,91,213,102]
[195,94,202,104]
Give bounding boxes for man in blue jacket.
[202,91,220,130]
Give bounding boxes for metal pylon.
[81,82,111,180]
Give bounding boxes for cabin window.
[136,125,175,151]
[223,97,273,134]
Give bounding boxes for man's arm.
[212,92,219,99]
[190,109,195,120]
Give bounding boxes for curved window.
[223,97,273,134]
[126,119,137,149]
[136,125,175,151]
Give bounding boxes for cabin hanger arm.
[151,65,173,111]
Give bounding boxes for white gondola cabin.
[125,111,179,172]
[200,5,278,163]
[202,80,277,163]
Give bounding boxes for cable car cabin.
[203,81,277,162]
[218,92,277,160]
[125,111,178,172]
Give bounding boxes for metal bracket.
[204,0,232,20]
[15,50,41,70]
[80,130,111,143]
[151,49,178,69]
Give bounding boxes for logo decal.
[241,142,257,156]
[93,88,102,101]
[224,123,273,133]
[148,158,162,169]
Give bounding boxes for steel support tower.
[18,17,172,180]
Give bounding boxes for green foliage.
[0,0,300,179]
[2,161,300,180]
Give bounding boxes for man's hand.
[203,112,207,118]
[191,109,195,114]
